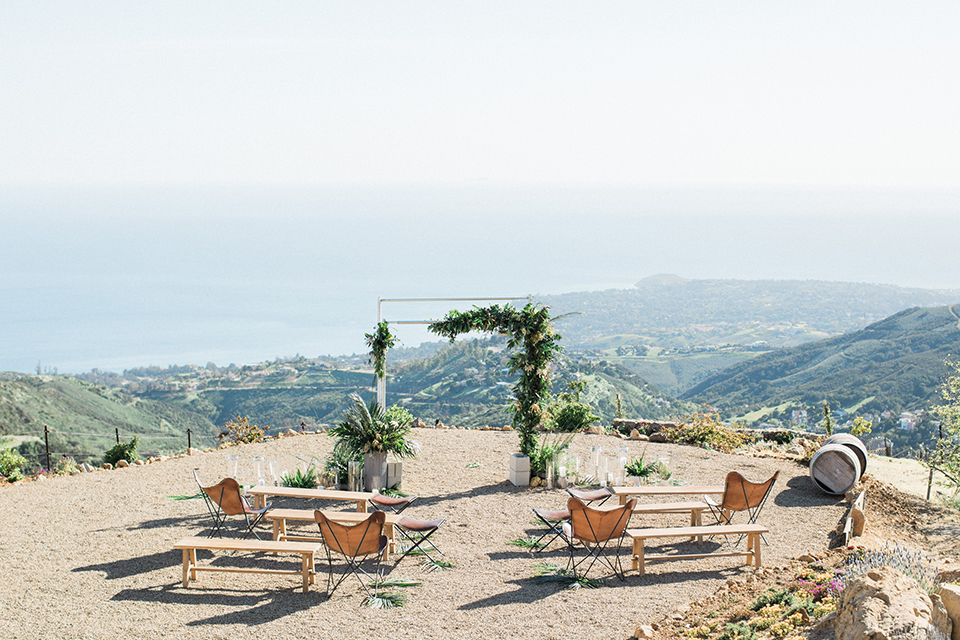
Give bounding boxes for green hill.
[0,374,218,466]
[390,338,695,427]
[682,304,960,423]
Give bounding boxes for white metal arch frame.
[375,296,531,407]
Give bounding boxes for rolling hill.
[682,304,960,424]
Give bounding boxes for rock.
[70,469,80,475]
[850,507,865,536]
[786,446,803,456]
[530,476,542,487]
[648,432,668,443]
[282,428,298,438]
[412,418,427,429]
[187,448,202,456]
[502,425,513,431]
[102,463,113,470]
[134,460,145,466]
[941,583,960,640]
[836,566,952,640]
[116,459,129,468]
[586,425,602,435]
[35,474,45,482]
[81,462,95,473]
[797,554,817,563]
[634,624,656,638]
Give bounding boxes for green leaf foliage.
[103,435,140,466]
[429,303,562,458]
[330,393,416,458]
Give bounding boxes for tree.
[924,360,960,496]
[429,303,562,458]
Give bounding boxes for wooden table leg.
[272,519,282,541]
[181,548,190,587]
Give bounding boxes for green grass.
[530,563,602,590]
[363,592,407,608]
[507,537,544,550]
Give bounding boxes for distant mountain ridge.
[682,304,960,420]
[539,276,960,350]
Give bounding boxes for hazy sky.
[2,1,958,188]
[2,3,960,373]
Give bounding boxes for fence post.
[115,427,120,444]
[44,424,51,471]
[187,429,192,452]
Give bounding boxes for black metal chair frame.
[317,512,388,599]
[395,517,446,564]
[531,508,570,552]
[194,470,269,540]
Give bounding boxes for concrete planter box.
[387,461,402,489]
[363,451,388,492]
[509,453,530,487]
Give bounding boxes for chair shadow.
[458,561,744,611]
[412,481,533,508]
[773,476,845,508]
[111,584,323,625]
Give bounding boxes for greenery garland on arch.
[428,303,562,458]
[365,320,399,389]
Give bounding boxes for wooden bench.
[264,509,400,559]
[631,501,710,541]
[174,537,322,593]
[626,523,769,575]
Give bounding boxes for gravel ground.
[0,429,848,640]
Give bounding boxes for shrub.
[218,416,266,444]
[839,543,942,595]
[0,447,29,482]
[104,436,140,466]
[53,456,78,475]
[661,412,755,453]
[530,431,576,477]
[551,401,600,433]
[384,404,415,430]
[281,466,318,489]
[324,447,361,485]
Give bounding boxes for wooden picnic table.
[246,486,375,512]
[612,484,725,505]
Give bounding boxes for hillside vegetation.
[0,374,218,466]
[683,304,960,441]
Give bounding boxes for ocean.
[2,184,959,374]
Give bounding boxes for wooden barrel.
[822,434,868,478]
[809,444,862,495]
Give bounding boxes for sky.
[1,3,959,374]
[2,1,959,188]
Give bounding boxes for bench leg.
[181,549,191,587]
[301,553,310,593]
[694,509,704,543]
[752,533,761,567]
[356,500,365,513]
[631,538,645,575]
[190,549,199,582]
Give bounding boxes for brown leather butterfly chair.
[194,469,270,539]
[314,509,388,599]
[562,496,636,581]
[705,470,780,546]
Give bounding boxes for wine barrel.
[822,433,868,478]
[809,444,862,495]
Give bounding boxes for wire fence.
[13,425,208,470]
